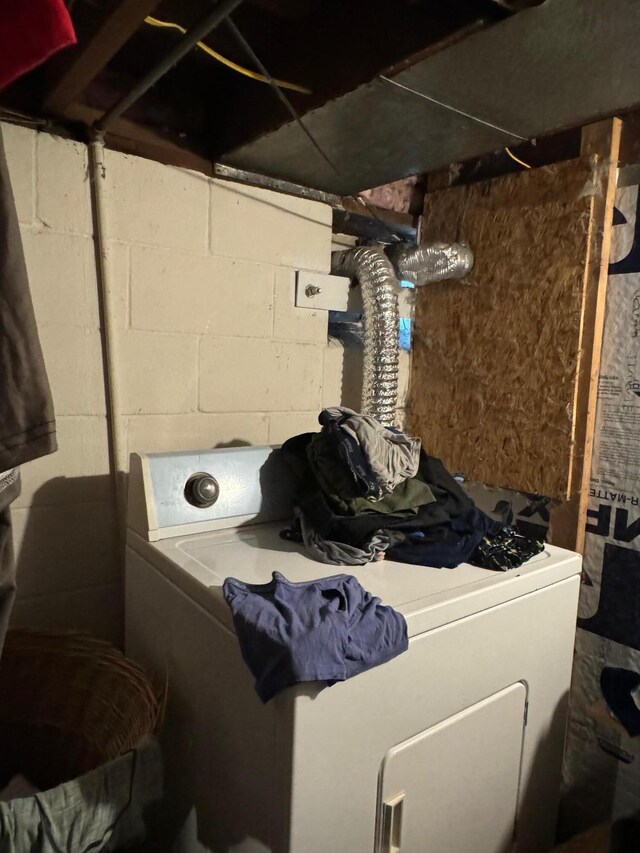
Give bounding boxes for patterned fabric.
[470,526,544,572]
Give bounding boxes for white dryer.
[125,446,581,853]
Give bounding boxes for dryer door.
[376,683,527,853]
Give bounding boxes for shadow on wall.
[518,691,576,850]
[556,710,620,844]
[337,340,364,412]
[11,475,122,645]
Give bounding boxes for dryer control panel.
[127,446,295,541]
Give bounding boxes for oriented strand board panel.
[408,157,598,498]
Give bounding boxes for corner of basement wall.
[2,121,121,644]
[2,122,365,642]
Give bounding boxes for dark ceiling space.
[2,0,639,202]
[0,0,507,169]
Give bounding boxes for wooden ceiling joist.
[43,0,161,117]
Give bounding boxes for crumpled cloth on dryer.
[299,513,391,565]
[318,407,421,499]
[307,430,433,516]
[224,571,408,702]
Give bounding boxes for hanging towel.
[0,126,57,655]
[0,0,77,92]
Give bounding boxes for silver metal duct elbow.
[331,247,399,427]
[390,241,474,285]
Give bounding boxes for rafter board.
[408,155,600,499]
[44,0,161,115]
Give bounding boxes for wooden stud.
[549,117,622,552]
[44,0,161,116]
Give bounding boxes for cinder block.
[108,241,130,330]
[126,412,269,456]
[130,246,274,337]
[11,502,119,598]
[104,149,208,251]
[200,337,322,413]
[118,330,198,414]
[36,132,92,235]
[39,325,107,415]
[2,121,35,224]
[21,228,99,327]
[268,412,319,444]
[11,581,123,645]
[15,416,111,508]
[273,267,327,344]
[322,338,346,408]
[210,180,331,271]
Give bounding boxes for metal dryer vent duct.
[332,242,475,426]
[389,242,474,286]
[331,247,400,427]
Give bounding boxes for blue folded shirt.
[223,571,408,702]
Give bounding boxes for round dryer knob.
[184,473,220,508]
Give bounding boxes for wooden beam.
[61,102,214,175]
[549,117,622,552]
[44,0,161,116]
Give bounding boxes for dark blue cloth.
[223,571,408,703]
[387,509,502,569]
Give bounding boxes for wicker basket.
[0,630,163,791]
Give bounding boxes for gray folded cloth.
[0,737,162,853]
[300,513,389,565]
[321,407,421,497]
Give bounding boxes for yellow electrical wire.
[504,147,532,169]
[144,15,312,95]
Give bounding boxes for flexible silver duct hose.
[390,241,474,285]
[331,247,399,427]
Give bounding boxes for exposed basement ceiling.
[222,0,640,193]
[0,0,510,173]
[1,0,639,199]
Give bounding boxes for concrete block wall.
[2,122,412,643]
[3,124,121,642]
[102,149,340,456]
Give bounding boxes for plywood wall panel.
[408,157,598,498]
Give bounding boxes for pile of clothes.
[281,407,543,571]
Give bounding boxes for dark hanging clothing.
[0,0,76,93]
[0,473,20,658]
[0,126,57,655]
[0,128,57,470]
